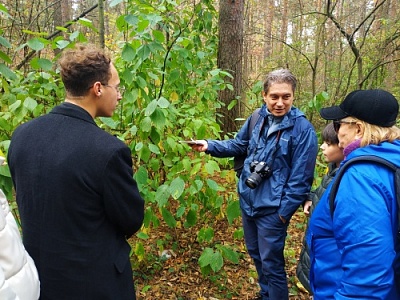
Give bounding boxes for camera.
[245,161,272,189]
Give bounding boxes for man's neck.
[65,96,96,118]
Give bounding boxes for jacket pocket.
[114,242,130,273]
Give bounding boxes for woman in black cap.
[307,89,400,299]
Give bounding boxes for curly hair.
[263,69,297,94]
[58,44,111,97]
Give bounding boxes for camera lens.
[245,173,262,189]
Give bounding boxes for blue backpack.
[233,108,260,177]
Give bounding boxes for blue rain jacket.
[307,140,400,299]
[206,104,318,219]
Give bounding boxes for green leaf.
[134,166,148,185]
[143,207,155,227]
[122,44,136,62]
[0,164,11,178]
[190,180,203,193]
[204,160,220,175]
[209,251,223,272]
[168,69,180,82]
[125,15,139,26]
[139,146,151,163]
[228,99,237,110]
[155,185,170,207]
[155,184,171,207]
[140,116,152,132]
[0,51,11,64]
[134,142,143,151]
[136,232,149,239]
[195,124,207,139]
[198,248,214,267]
[56,40,70,49]
[0,36,11,48]
[161,207,177,228]
[23,97,38,111]
[0,117,11,131]
[148,143,160,154]
[0,3,9,15]
[69,31,80,41]
[185,209,197,227]
[78,18,93,27]
[99,117,118,129]
[150,108,166,129]
[37,58,53,70]
[136,76,147,88]
[198,248,223,272]
[226,200,240,225]
[233,228,244,239]
[133,241,145,260]
[197,227,214,243]
[145,100,158,116]
[168,177,185,200]
[27,38,45,51]
[137,19,150,32]
[219,245,239,264]
[30,58,53,71]
[9,100,21,112]
[110,0,124,7]
[206,179,224,191]
[189,162,202,176]
[197,51,205,59]
[176,206,185,218]
[0,63,17,80]
[152,30,165,42]
[157,97,170,108]
[137,44,151,61]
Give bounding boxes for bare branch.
[16,3,99,70]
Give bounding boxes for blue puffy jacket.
[307,140,400,299]
[207,104,318,219]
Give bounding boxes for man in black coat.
[7,44,145,300]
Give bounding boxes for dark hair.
[263,69,297,93]
[322,123,339,145]
[58,44,111,97]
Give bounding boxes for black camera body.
[245,161,273,189]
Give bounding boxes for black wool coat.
[8,102,145,300]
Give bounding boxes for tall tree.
[98,0,105,48]
[217,0,245,136]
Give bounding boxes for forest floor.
[132,201,312,300]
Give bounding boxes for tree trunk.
[98,0,105,48]
[217,0,244,136]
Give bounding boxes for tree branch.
[16,3,99,70]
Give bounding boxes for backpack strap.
[329,155,400,232]
[233,108,261,176]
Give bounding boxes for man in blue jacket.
[7,44,145,299]
[190,69,318,300]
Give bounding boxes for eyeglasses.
[333,120,357,133]
[102,83,125,94]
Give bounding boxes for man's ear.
[93,82,102,96]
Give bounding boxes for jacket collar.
[50,102,97,126]
[259,104,304,132]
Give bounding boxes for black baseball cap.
[319,89,399,127]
